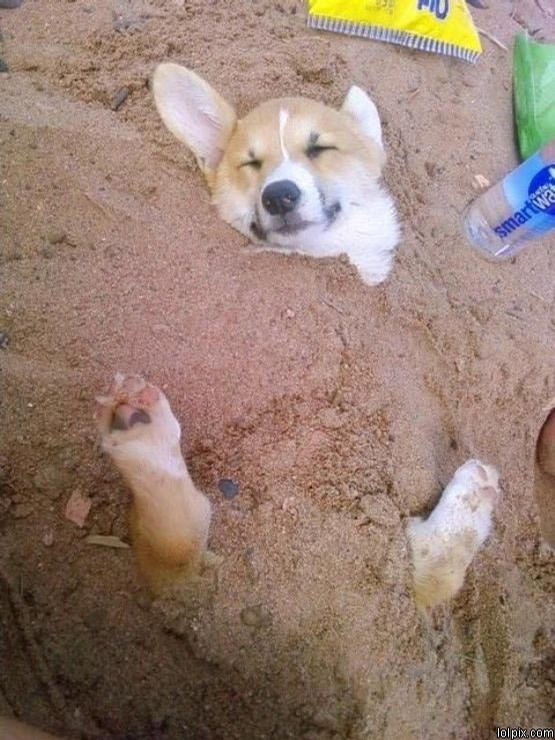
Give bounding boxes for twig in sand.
[0,563,103,738]
[477,27,509,51]
[322,299,346,315]
[82,192,115,220]
[0,564,67,718]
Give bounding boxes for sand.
[1,1,554,738]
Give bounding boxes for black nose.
[261,180,301,216]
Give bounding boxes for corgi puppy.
[96,374,212,596]
[152,63,400,285]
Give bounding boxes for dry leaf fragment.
[84,534,130,549]
[65,488,92,528]
[472,173,491,190]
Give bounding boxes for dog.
[95,376,500,608]
[152,63,400,286]
[96,374,212,596]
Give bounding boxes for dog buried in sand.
[152,63,400,286]
[7,71,499,740]
[148,67,500,604]
[0,378,501,739]
[95,374,500,609]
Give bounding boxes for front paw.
[96,373,181,456]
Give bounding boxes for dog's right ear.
[341,86,383,152]
[152,64,237,183]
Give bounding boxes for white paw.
[407,458,501,608]
[96,374,182,467]
[430,459,500,538]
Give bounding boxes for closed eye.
[239,149,262,170]
[239,159,262,170]
[305,144,338,160]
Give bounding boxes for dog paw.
[96,374,212,595]
[96,373,181,459]
[407,458,501,609]
[434,458,500,531]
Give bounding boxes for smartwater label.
[498,151,555,239]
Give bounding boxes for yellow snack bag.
[307,0,482,63]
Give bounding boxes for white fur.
[341,85,384,150]
[216,160,399,285]
[407,459,500,609]
[279,108,289,160]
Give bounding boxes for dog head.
[153,64,399,284]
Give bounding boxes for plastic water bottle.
[464,140,555,259]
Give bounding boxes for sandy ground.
[1,1,555,738]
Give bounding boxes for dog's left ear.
[341,86,383,151]
[153,63,237,184]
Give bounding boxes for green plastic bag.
[514,33,555,160]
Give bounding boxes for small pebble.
[45,229,67,245]
[358,493,400,527]
[311,709,340,732]
[13,503,33,519]
[33,464,71,500]
[42,530,54,547]
[110,87,129,111]
[0,60,9,73]
[218,478,239,499]
[240,604,271,628]
[0,331,8,349]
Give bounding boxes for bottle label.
[495,152,555,241]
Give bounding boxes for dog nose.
[261,180,301,216]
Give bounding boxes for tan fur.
[210,96,384,190]
[212,96,385,228]
[96,375,212,596]
[127,468,211,594]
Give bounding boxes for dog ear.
[153,64,237,182]
[341,86,383,151]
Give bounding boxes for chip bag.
[514,33,555,160]
[307,0,482,63]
